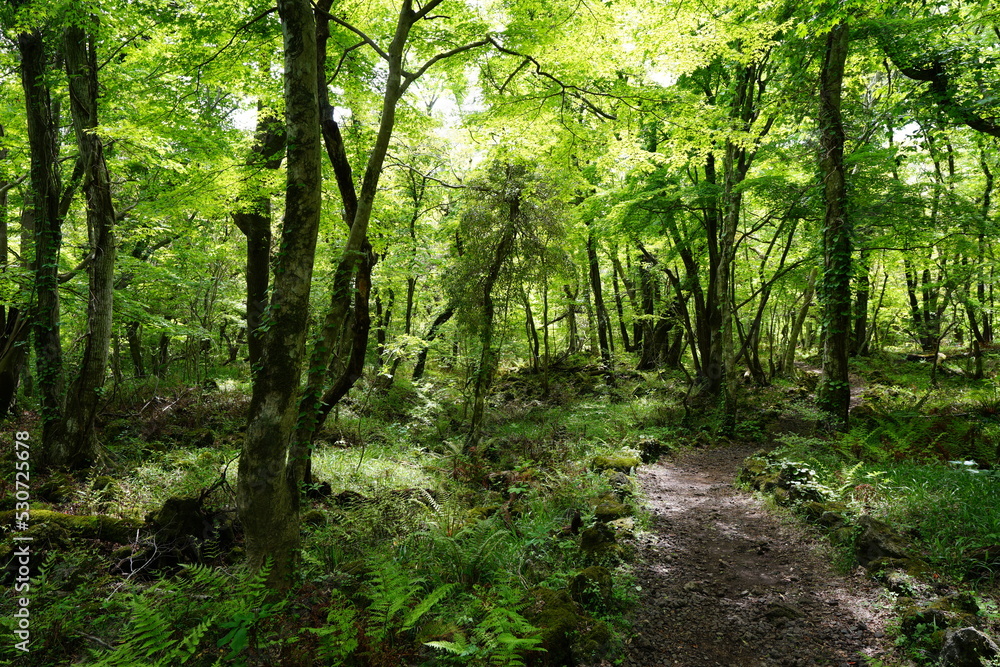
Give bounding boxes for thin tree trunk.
[232,105,283,370]
[522,288,540,372]
[412,304,455,381]
[585,221,612,375]
[781,269,816,376]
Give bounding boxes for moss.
[580,523,616,554]
[526,588,612,665]
[592,498,631,523]
[901,593,980,640]
[0,510,140,543]
[570,565,613,608]
[591,454,641,474]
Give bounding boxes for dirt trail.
[624,446,893,667]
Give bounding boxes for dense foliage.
[3,0,1000,664]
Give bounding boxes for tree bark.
[237,0,322,590]
[585,221,613,375]
[816,21,852,427]
[57,21,118,468]
[411,304,455,381]
[19,27,66,466]
[232,105,283,370]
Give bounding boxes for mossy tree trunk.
[237,0,322,591]
[58,20,118,468]
[816,21,852,428]
[18,25,66,469]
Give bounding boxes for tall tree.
[816,20,852,426]
[237,0,323,589]
[57,17,117,467]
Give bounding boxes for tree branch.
[485,37,618,120]
[313,3,389,61]
[402,38,491,92]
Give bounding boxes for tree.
[237,0,323,588]
[816,20,852,426]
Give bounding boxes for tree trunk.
[816,21,851,427]
[851,247,870,356]
[19,26,66,467]
[563,285,579,354]
[237,0,322,591]
[411,304,454,381]
[780,269,816,376]
[466,229,515,449]
[232,105,283,370]
[522,288,540,372]
[585,221,613,375]
[57,21,118,468]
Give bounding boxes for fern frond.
[402,582,456,630]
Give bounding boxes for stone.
[526,587,612,665]
[580,523,619,562]
[901,594,980,640]
[938,627,999,667]
[591,454,642,474]
[593,498,632,523]
[854,515,911,567]
[570,565,613,608]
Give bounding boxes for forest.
[2,0,1000,664]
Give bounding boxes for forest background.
[3,0,1000,664]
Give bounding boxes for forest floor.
[624,445,894,667]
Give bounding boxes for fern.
[91,562,286,667]
[424,587,543,666]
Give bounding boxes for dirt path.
[624,446,893,667]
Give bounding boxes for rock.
[800,501,848,528]
[580,523,618,561]
[606,517,635,539]
[606,471,633,499]
[938,627,999,667]
[854,515,911,567]
[764,601,806,621]
[865,556,932,578]
[635,436,668,463]
[591,454,642,474]
[526,588,612,665]
[570,566,613,608]
[593,498,632,523]
[0,509,140,543]
[901,594,980,640]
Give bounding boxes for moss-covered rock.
[0,509,140,543]
[634,436,669,464]
[525,587,613,666]
[800,501,848,527]
[591,495,632,523]
[901,594,980,641]
[854,515,911,567]
[605,471,633,500]
[939,627,999,667]
[591,454,642,474]
[570,566,613,609]
[580,523,619,562]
